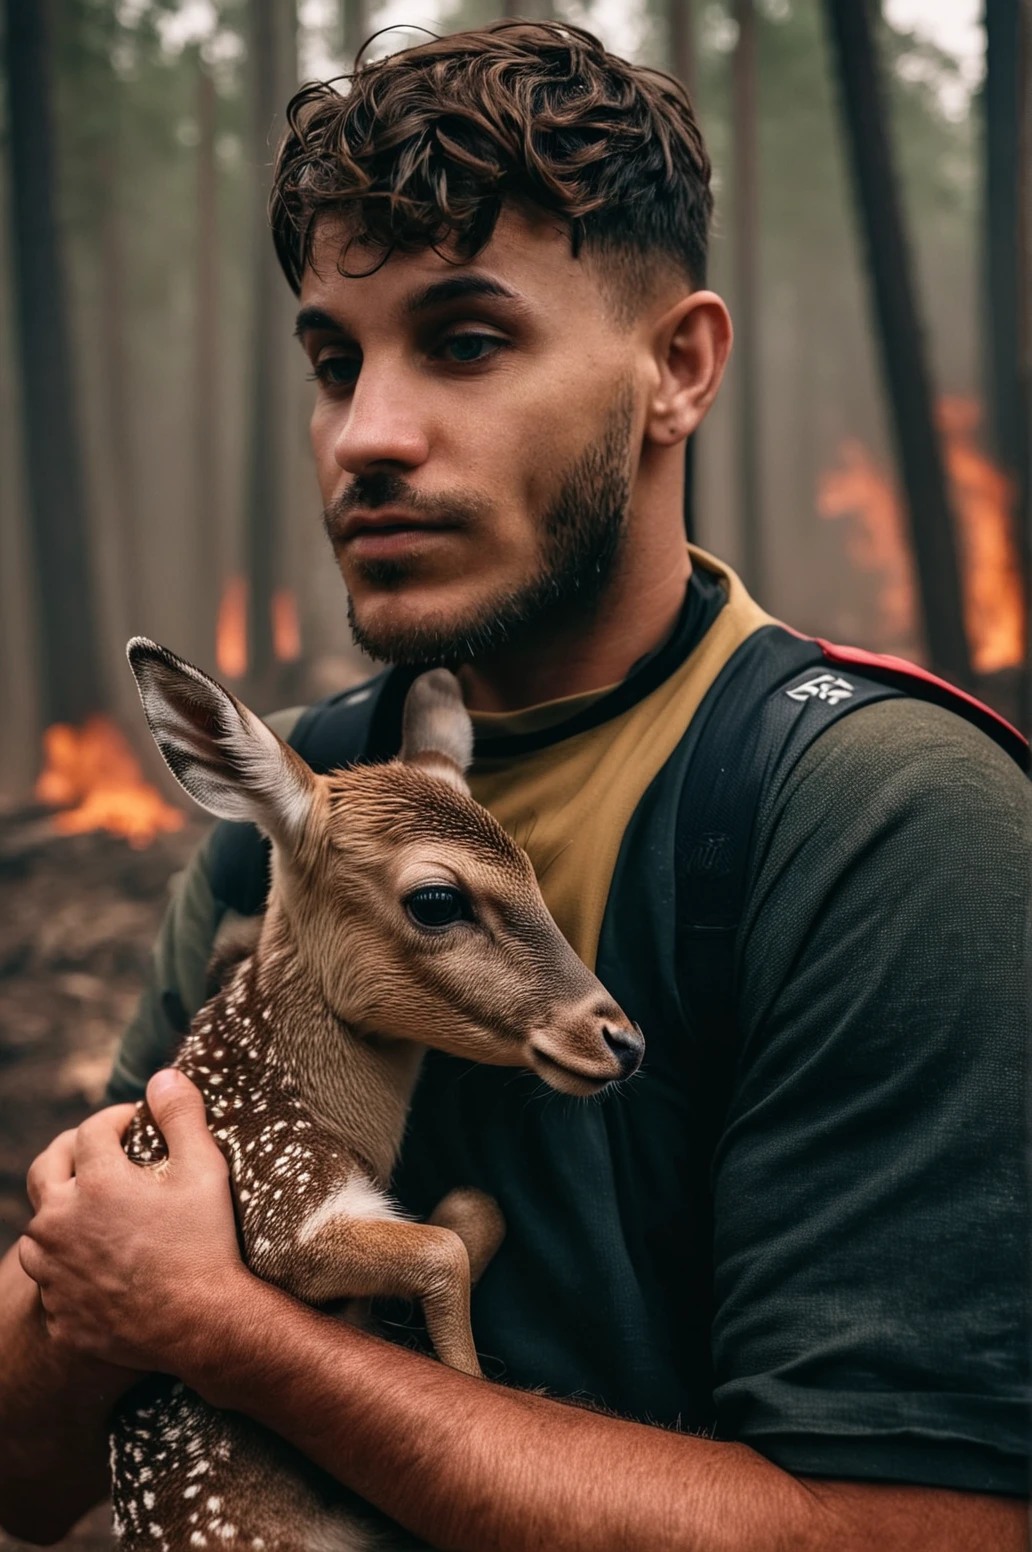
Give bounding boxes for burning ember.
[216,575,248,680]
[272,588,302,663]
[35,716,184,849]
[818,399,1025,673]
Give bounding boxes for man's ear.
[127,637,316,847]
[399,670,473,795]
[645,290,733,446]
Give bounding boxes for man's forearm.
[18,1086,1025,1552]
[0,1247,136,1543]
[189,1273,1025,1552]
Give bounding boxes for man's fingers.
[144,1069,225,1173]
[26,1129,77,1209]
[17,1232,46,1289]
[73,1103,141,1172]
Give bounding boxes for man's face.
[297,206,652,665]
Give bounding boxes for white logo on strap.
[785,673,855,706]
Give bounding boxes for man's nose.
[332,370,430,476]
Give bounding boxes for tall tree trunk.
[502,0,556,19]
[669,0,697,543]
[732,0,762,595]
[1,0,106,726]
[244,0,295,707]
[985,0,1030,725]
[98,130,143,622]
[984,0,1024,481]
[343,0,371,62]
[0,171,40,795]
[823,0,971,686]
[670,0,696,102]
[1017,0,1032,730]
[194,48,221,672]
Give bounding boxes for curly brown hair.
[270,20,712,312]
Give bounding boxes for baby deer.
[111,640,642,1552]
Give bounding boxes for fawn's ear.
[399,670,473,795]
[127,637,315,846]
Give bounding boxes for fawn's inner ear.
[400,670,474,795]
[127,636,316,845]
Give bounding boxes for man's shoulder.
[779,693,1030,824]
[744,692,1031,966]
[263,704,308,742]
[262,670,382,755]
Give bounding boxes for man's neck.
[457,549,693,714]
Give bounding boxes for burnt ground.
[0,810,203,1551]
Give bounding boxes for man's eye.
[438,333,504,365]
[310,356,359,388]
[405,885,473,929]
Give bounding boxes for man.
[3,21,1028,1550]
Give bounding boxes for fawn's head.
[128,641,641,1095]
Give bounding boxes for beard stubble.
[324,386,635,668]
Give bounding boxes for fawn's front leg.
[428,1187,505,1284]
[269,1214,482,1377]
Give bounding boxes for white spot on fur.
[299,1175,406,1243]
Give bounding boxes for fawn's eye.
[405,885,472,929]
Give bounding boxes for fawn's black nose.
[602,1024,644,1078]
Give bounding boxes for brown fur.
[112,652,640,1551]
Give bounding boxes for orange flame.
[818,399,1025,673]
[35,716,184,849]
[216,575,248,679]
[272,588,302,663]
[817,438,919,652]
[938,397,1024,673]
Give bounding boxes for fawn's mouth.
[528,1048,611,1097]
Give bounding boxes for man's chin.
[347,585,510,667]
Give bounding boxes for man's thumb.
[145,1069,218,1162]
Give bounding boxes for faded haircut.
[270,20,713,319]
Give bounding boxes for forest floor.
[0,808,203,1551]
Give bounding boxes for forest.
[0,4,1028,1547]
[1,0,1028,810]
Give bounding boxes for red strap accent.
[811,637,1029,766]
[775,621,1029,765]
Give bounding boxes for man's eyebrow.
[404,275,526,315]
[294,306,348,340]
[294,277,526,340]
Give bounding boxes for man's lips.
[337,508,457,543]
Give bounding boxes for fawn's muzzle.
[602,1023,644,1079]
[525,999,644,1095]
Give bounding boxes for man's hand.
[8,1073,1026,1552]
[18,1069,250,1374]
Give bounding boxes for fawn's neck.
[241,919,425,1185]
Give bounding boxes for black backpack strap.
[673,625,904,1087]
[206,667,415,917]
[289,664,419,775]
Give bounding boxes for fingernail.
[149,1068,179,1096]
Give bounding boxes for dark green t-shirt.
[108,601,1031,1496]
